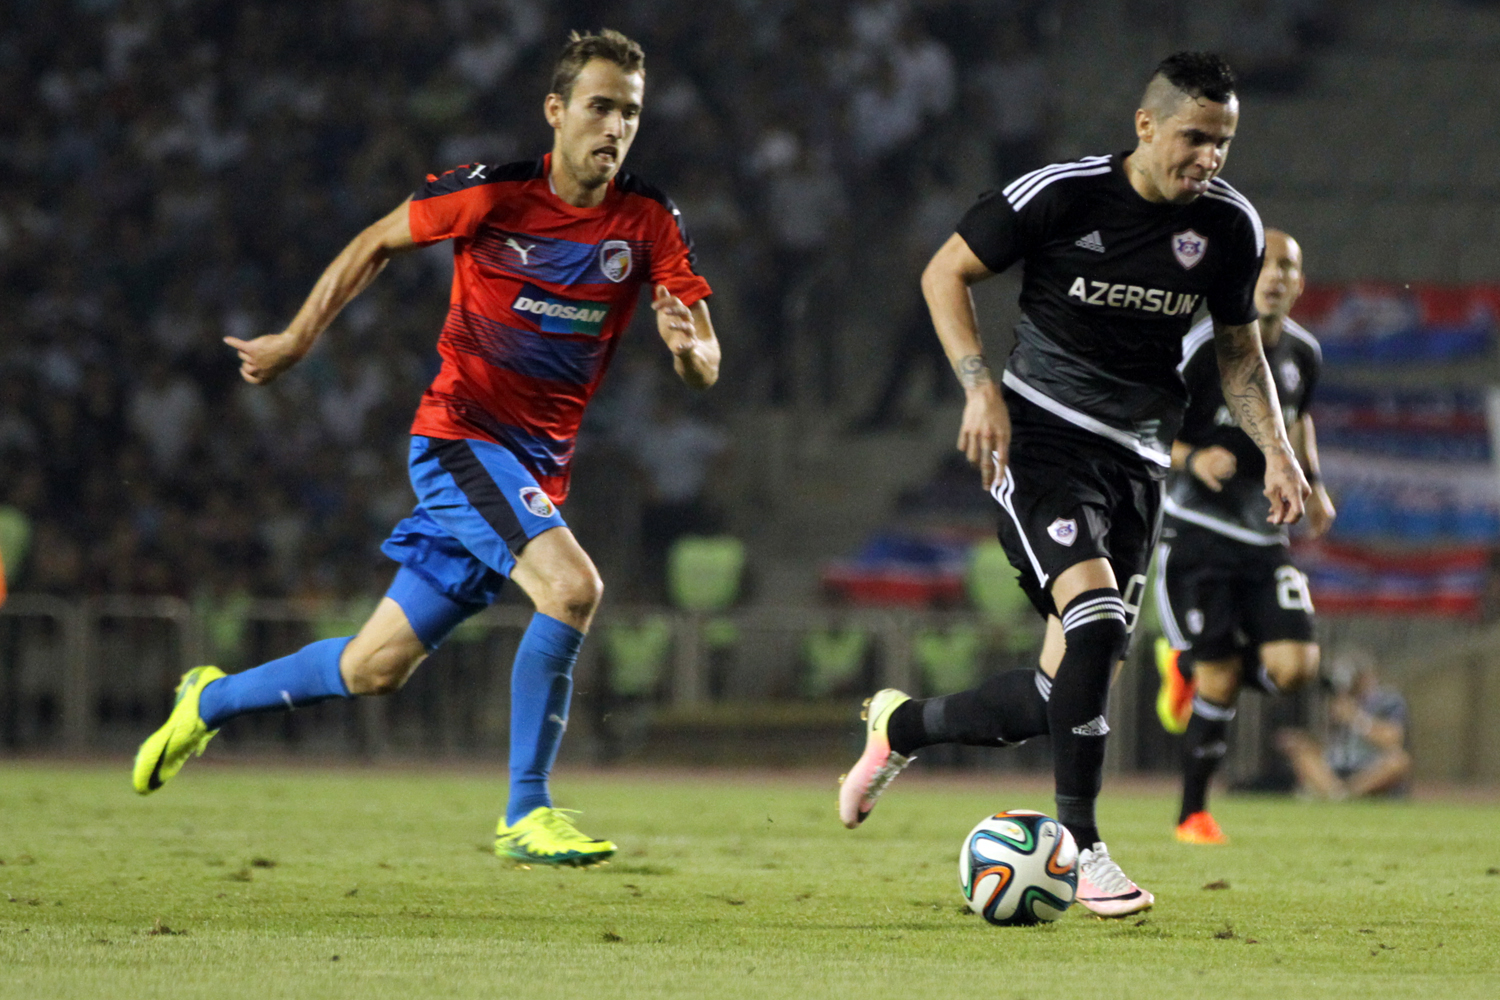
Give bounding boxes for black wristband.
[1184,447,1203,475]
[1306,469,1322,485]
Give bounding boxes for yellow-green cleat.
[132,666,225,795]
[495,807,616,867]
[1154,637,1194,736]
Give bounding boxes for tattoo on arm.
[1213,322,1286,453]
[955,354,993,389]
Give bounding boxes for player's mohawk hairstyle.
[551,28,645,102]
[1150,52,1237,105]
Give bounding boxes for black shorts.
[991,399,1162,627]
[1154,520,1315,662]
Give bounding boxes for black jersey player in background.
[1154,228,1335,845]
[837,52,1308,917]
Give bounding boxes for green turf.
[2,762,1499,999]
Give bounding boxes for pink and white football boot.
[1076,842,1155,916]
[838,689,914,829]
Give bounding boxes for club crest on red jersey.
[600,240,632,282]
[519,487,555,518]
[1172,230,1207,270]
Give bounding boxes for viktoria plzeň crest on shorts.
[599,240,632,282]
[1172,229,1207,269]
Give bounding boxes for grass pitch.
[3,762,1499,999]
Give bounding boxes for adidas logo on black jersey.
[1075,230,1105,252]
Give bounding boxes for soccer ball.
[958,810,1078,926]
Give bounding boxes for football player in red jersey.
[134,30,719,867]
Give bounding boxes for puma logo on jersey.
[1067,277,1200,316]
[505,238,536,265]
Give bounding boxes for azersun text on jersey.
[957,152,1264,470]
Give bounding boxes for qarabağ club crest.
[1172,229,1207,270]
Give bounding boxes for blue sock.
[506,613,585,825]
[198,637,354,729]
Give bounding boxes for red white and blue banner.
[1310,383,1500,545]
[1294,540,1490,619]
[1292,284,1500,364]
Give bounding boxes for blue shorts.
[381,435,568,615]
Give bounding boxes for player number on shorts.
[1274,565,1314,613]
[1121,573,1147,634]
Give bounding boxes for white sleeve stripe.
[1202,183,1264,255]
[1002,155,1111,201]
[1009,165,1113,211]
[1283,318,1322,360]
[1178,318,1215,372]
[1203,187,1263,249]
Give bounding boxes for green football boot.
[495,807,616,867]
[132,666,225,795]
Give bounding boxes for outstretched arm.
[653,286,719,389]
[1212,319,1309,524]
[921,233,1004,489]
[225,199,417,384]
[1291,413,1336,537]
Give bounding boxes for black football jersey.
[957,152,1264,471]
[1164,315,1322,544]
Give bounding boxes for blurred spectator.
[1275,648,1412,799]
[128,361,204,473]
[0,0,1039,601]
[970,19,1053,184]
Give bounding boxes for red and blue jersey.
[407,153,712,502]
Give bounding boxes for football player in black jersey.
[838,53,1308,917]
[1153,229,1336,845]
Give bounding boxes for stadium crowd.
[0,0,1339,603]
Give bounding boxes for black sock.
[1179,695,1234,823]
[1049,588,1129,849]
[886,669,1050,756]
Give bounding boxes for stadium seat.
[603,615,672,698]
[802,626,871,697]
[965,540,1040,653]
[0,504,32,598]
[914,625,981,695]
[667,536,745,652]
[668,536,745,612]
